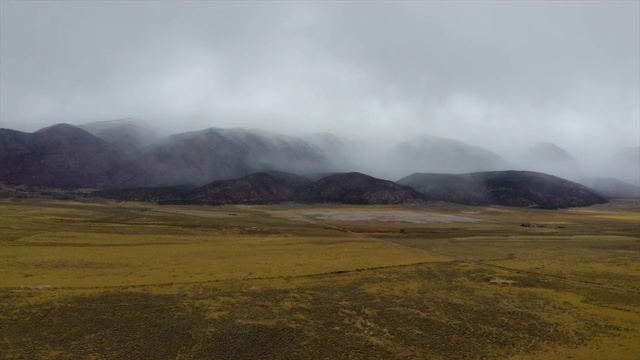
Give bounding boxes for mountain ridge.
[0,121,633,206]
[94,170,606,209]
[398,171,607,209]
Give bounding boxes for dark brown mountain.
[579,177,640,199]
[308,172,424,204]
[94,171,424,205]
[121,128,331,187]
[94,170,607,208]
[398,171,607,209]
[0,125,333,188]
[0,128,36,155]
[0,124,127,188]
[184,171,312,205]
[94,171,307,204]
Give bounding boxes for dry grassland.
[0,198,638,359]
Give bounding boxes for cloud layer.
[1,1,638,157]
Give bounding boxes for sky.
[1,1,639,158]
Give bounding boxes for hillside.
[185,171,312,204]
[80,119,161,152]
[122,128,332,187]
[519,142,581,180]
[94,170,609,208]
[398,171,607,209]
[308,172,424,204]
[0,124,333,188]
[579,178,640,199]
[387,135,511,178]
[95,171,424,205]
[92,186,188,203]
[604,146,640,186]
[0,124,127,188]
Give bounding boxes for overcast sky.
[1,1,638,156]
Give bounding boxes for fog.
[1,1,638,183]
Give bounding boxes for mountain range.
[94,170,606,209]
[1,119,636,207]
[96,171,425,205]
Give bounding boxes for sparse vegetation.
[1,197,639,359]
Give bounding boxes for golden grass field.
[1,197,639,359]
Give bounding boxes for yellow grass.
[0,199,442,288]
[1,198,639,359]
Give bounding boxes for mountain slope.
[0,128,37,156]
[519,142,581,180]
[579,178,640,199]
[398,171,607,208]
[95,171,423,205]
[123,128,332,187]
[0,124,127,188]
[604,146,640,186]
[94,169,607,208]
[388,135,511,178]
[79,119,161,152]
[185,171,312,204]
[308,172,424,204]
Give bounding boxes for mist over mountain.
[579,177,640,199]
[79,119,161,152]
[302,133,365,173]
[1,121,637,195]
[518,142,582,181]
[387,135,512,179]
[1,1,637,193]
[118,127,332,187]
[1,120,616,208]
[601,146,640,186]
[398,171,607,209]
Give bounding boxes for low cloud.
[1,1,638,168]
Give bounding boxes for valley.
[1,197,638,359]
[2,2,638,359]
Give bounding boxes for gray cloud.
[1,1,638,158]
